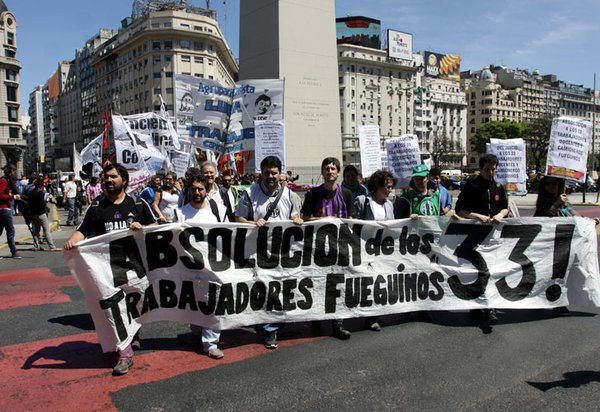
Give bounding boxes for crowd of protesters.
[2,154,598,376]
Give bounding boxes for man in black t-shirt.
[64,163,156,376]
[455,154,509,324]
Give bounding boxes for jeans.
[0,208,16,255]
[32,213,56,249]
[66,197,79,224]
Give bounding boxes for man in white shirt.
[200,161,234,221]
[62,175,79,225]
[175,175,228,359]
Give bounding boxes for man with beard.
[175,175,229,359]
[0,164,22,258]
[64,163,156,376]
[301,157,354,340]
[235,155,303,349]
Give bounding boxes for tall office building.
[0,1,25,172]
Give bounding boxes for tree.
[524,117,552,172]
[470,121,531,154]
[430,135,465,168]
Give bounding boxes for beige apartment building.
[93,6,238,121]
[338,43,417,168]
[0,2,25,172]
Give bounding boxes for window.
[194,56,203,64]
[6,69,16,81]
[153,72,161,79]
[180,40,190,49]
[5,50,15,58]
[166,88,173,94]
[7,32,14,46]
[152,41,161,50]
[163,22,172,28]
[164,55,172,62]
[8,107,18,122]
[151,22,160,28]
[194,73,203,78]
[194,41,203,50]
[153,55,161,64]
[181,55,191,62]
[9,127,19,139]
[164,40,172,50]
[7,85,17,101]
[208,59,214,66]
[180,23,190,28]
[165,71,173,78]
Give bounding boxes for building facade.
[338,43,417,168]
[0,2,25,172]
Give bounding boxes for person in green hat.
[394,164,441,219]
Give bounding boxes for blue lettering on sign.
[204,100,232,114]
[227,128,255,144]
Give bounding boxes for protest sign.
[175,75,284,156]
[254,120,285,173]
[359,125,382,178]
[487,138,527,195]
[80,133,104,177]
[386,134,421,187]
[66,216,600,352]
[546,116,592,182]
[170,150,191,179]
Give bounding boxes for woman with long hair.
[152,172,180,223]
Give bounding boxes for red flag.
[103,112,111,151]
[234,152,246,176]
[217,153,231,174]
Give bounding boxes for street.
[2,198,600,411]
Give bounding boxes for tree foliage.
[524,117,552,172]
[430,135,465,168]
[470,121,532,154]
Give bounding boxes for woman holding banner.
[353,169,396,331]
[152,171,180,223]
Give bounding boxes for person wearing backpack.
[174,174,229,360]
[235,155,303,349]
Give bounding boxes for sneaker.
[332,324,351,340]
[369,321,381,332]
[207,347,224,359]
[112,357,133,376]
[11,252,22,259]
[264,330,278,349]
[131,332,141,351]
[49,247,62,252]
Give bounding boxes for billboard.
[388,29,413,61]
[336,16,381,49]
[424,51,461,82]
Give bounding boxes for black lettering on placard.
[302,226,315,266]
[233,228,256,269]
[208,228,232,271]
[257,226,282,269]
[297,278,313,310]
[141,283,159,314]
[109,236,147,287]
[282,279,298,311]
[420,233,434,254]
[250,281,267,310]
[405,273,417,301]
[198,283,217,315]
[99,290,128,341]
[345,277,360,308]
[495,225,541,301]
[179,227,205,269]
[445,223,493,300]
[338,223,362,266]
[359,276,374,307]
[374,275,387,304]
[178,280,198,311]
[235,283,249,313]
[159,279,178,308]
[146,231,177,270]
[125,292,141,321]
[546,224,575,301]
[366,229,384,256]
[417,272,429,300]
[215,283,235,315]
[281,226,303,268]
[429,271,444,301]
[266,281,283,311]
[315,224,338,267]
[325,273,344,313]
[387,273,400,304]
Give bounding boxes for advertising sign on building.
[424,51,462,83]
[336,16,381,49]
[387,29,413,61]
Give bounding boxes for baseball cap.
[411,164,430,177]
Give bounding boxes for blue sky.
[9,0,600,113]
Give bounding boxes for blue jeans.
[0,208,17,255]
[66,197,79,224]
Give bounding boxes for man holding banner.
[301,157,354,340]
[64,163,157,375]
[455,154,509,324]
[235,155,303,349]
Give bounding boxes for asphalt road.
[2,204,600,411]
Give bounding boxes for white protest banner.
[119,112,181,151]
[132,131,167,173]
[386,134,421,187]
[546,116,592,182]
[66,216,600,352]
[254,120,285,173]
[359,125,382,178]
[170,150,191,178]
[80,133,104,177]
[487,138,527,195]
